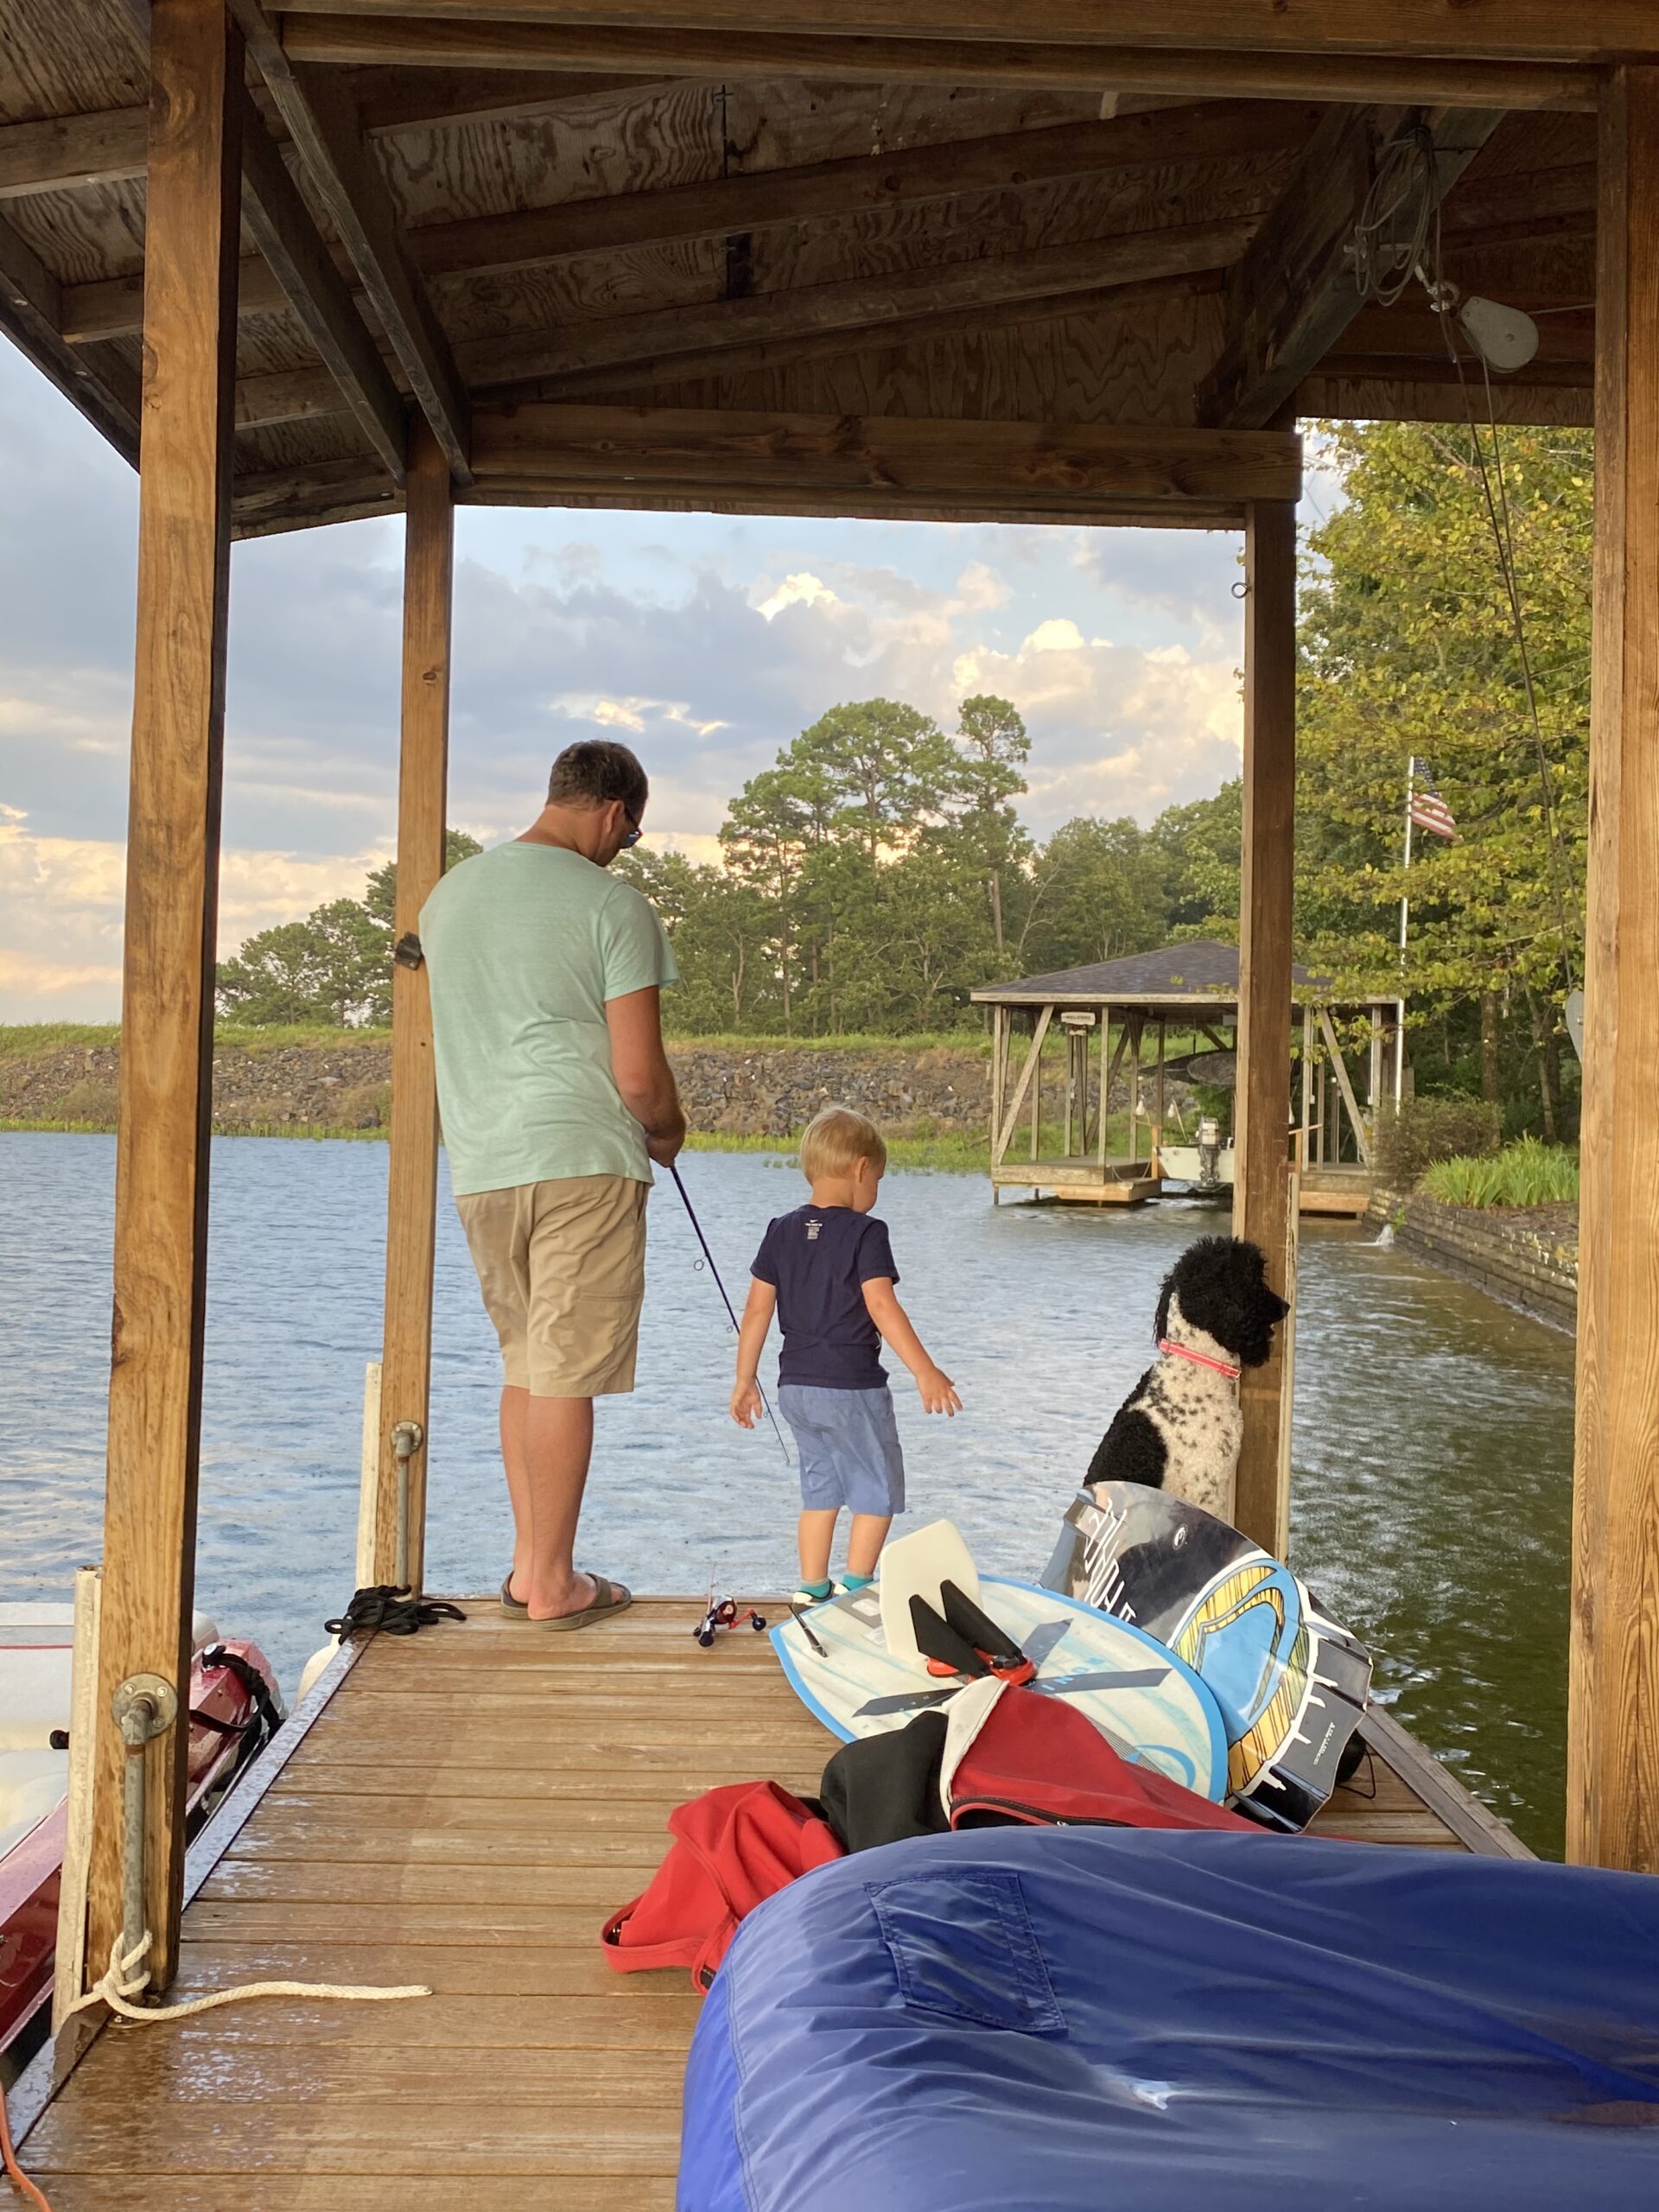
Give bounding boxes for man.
[421,739,685,1627]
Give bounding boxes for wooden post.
[1154,1018,1166,1170]
[1569,62,1659,1874]
[1300,1006,1314,1170]
[375,421,454,1592]
[88,0,242,1996]
[1232,495,1297,1552]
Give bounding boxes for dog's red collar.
[1158,1338,1241,1381]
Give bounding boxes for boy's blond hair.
[799,1104,887,1182]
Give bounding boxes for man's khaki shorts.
[456,1174,649,1399]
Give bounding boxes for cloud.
[1,344,1253,1020]
[0,810,385,1020]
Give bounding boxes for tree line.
[216,419,1591,1136]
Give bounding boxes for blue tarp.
[679,1828,1659,2211]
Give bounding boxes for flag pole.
[1394,757,1415,1107]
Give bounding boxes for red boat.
[0,1605,283,2081]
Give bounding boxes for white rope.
[68,1930,429,2023]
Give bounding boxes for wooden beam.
[376,421,453,1592]
[233,268,1219,429]
[91,0,242,2000]
[354,67,670,135]
[237,92,406,480]
[266,2,1659,62]
[1569,62,1659,1878]
[62,155,1247,353]
[456,217,1257,396]
[1198,105,1501,429]
[468,402,1303,510]
[230,0,471,481]
[0,106,148,198]
[1231,495,1297,1556]
[276,13,1599,111]
[0,206,142,461]
[1317,1004,1371,1165]
[0,74,658,200]
[408,100,1314,284]
[995,1007,1052,1162]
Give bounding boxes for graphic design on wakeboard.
[1043,1484,1371,1831]
[771,1567,1227,1801]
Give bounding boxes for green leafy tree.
[950,694,1032,957]
[216,898,391,1027]
[1295,421,1590,1135]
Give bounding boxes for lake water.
[0,1131,1575,1855]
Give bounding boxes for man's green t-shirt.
[420,842,677,1197]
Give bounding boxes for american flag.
[1408,760,1459,842]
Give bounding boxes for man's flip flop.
[500,1573,526,1617]
[526,1574,633,1630]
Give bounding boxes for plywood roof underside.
[0,2,1605,538]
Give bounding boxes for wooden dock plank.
[30,2185,674,2212]
[19,1599,1522,2192]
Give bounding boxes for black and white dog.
[1084,1236,1289,1523]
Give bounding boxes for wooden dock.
[14,1597,1525,2207]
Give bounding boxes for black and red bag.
[601,1779,845,1989]
[821,1677,1255,1852]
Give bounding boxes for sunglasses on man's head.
[620,810,643,849]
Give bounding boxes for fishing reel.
[695,1596,768,1647]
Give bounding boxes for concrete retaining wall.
[1367,1187,1579,1330]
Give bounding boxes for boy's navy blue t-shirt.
[751,1205,899,1391]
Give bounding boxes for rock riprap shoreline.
[2,1039,993,1140]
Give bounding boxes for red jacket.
[601,1780,845,1990]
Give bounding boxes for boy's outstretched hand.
[730,1378,764,1429]
[918,1365,963,1416]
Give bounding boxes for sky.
[0,340,1259,1022]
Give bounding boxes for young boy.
[730,1104,961,1605]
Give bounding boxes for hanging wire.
[1352,128,1440,308]
[1422,258,1580,994]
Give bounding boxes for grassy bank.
[0,1021,984,1057]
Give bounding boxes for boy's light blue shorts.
[777,1383,906,1516]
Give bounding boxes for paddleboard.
[1043,1484,1372,1833]
[771,1573,1228,1802]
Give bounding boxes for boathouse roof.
[970,938,1353,1007]
[0,7,1598,539]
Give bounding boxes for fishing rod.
[669,1161,792,1467]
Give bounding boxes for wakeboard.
[771,1573,1227,1802]
[1042,1484,1372,1832]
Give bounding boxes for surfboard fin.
[939,1580,1036,1684]
[908,1595,992,1681]
[908,1587,1038,1686]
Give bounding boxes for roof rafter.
[408,99,1312,284]
[233,264,1225,429]
[276,12,1597,112]
[262,0,1659,67]
[0,203,142,460]
[230,0,472,480]
[454,214,1256,398]
[237,89,407,478]
[58,100,1286,345]
[1197,104,1502,429]
[0,71,664,199]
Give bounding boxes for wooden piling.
[1569,61,1659,1874]
[1232,493,1297,1556]
[375,422,454,1592]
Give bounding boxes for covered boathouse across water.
[3,1,1656,2200]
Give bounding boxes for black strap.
[323,1585,467,1638]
